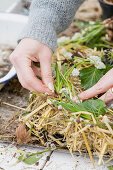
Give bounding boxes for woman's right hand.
[10,38,54,94]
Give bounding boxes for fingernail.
[48,82,54,93]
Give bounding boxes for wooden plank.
[0,142,51,170]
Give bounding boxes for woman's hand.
[73,68,113,103]
[10,38,54,94]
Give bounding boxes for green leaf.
[55,101,79,112]
[63,91,78,107]
[79,99,107,117]
[55,63,61,92]
[63,64,66,75]
[18,154,25,161]
[60,72,69,87]
[80,67,103,90]
[55,63,64,92]
[80,114,92,120]
[23,154,43,165]
[108,165,113,170]
[64,64,76,78]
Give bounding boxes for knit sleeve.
[19,0,84,52]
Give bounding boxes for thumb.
[39,54,54,93]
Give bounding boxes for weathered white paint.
[0,142,110,170]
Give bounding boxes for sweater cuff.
[19,21,57,52]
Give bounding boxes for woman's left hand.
[73,68,113,103]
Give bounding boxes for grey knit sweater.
[20,0,84,52]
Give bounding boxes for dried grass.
[16,44,113,166]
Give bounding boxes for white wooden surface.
[0,142,111,170]
[0,142,50,170]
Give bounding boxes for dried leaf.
[15,123,31,145]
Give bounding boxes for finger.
[18,68,50,93]
[15,60,50,94]
[39,54,54,92]
[31,65,41,77]
[73,68,113,102]
[99,88,113,103]
[16,71,34,92]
